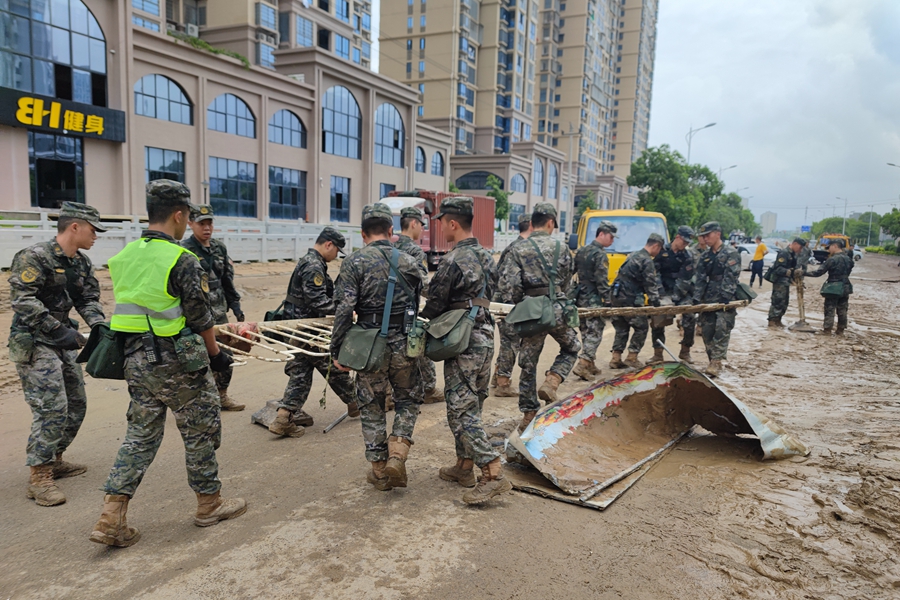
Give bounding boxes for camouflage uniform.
[496,217,581,413]
[610,247,660,353]
[806,250,853,330]
[493,233,527,379]
[332,209,424,463]
[651,242,695,348]
[767,247,797,321]
[9,213,105,468]
[572,239,611,361]
[279,246,356,416]
[693,234,742,361]
[797,245,811,274]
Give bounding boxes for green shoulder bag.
[734,282,758,303]
[424,273,486,362]
[505,239,560,337]
[820,281,845,298]
[78,323,126,380]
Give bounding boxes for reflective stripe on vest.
[108,238,190,337]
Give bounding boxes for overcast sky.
[647,0,900,230]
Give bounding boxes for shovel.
[788,276,816,333]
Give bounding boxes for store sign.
[0,87,126,143]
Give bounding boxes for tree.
[574,190,596,224]
[880,209,900,239]
[811,217,846,239]
[485,174,510,223]
[448,181,460,193]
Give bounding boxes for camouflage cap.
[319,225,346,249]
[401,206,426,225]
[676,225,695,240]
[793,237,808,247]
[532,202,558,219]
[189,204,215,222]
[697,221,721,235]
[362,202,394,225]
[146,179,191,215]
[433,196,474,219]
[59,201,107,232]
[596,219,618,238]
[647,232,666,246]
[517,213,532,225]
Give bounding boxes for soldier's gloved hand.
[230,303,245,322]
[46,325,83,350]
[651,299,661,308]
[209,351,234,372]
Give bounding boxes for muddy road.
[1,253,899,599]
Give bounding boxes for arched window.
[456,171,500,190]
[268,109,306,148]
[134,74,192,125]
[511,174,527,193]
[322,86,361,159]
[547,163,558,199]
[532,158,544,196]
[375,103,404,167]
[431,151,445,176]
[207,93,255,138]
[415,147,426,173]
[1,0,107,105]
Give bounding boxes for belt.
[524,287,550,297]
[357,313,405,325]
[448,298,491,310]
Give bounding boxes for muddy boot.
[623,352,644,369]
[384,436,411,488]
[835,326,845,335]
[678,344,693,364]
[822,327,832,335]
[89,494,141,547]
[293,409,314,427]
[572,358,596,381]
[519,410,537,432]
[367,461,392,491]
[218,389,245,411]
[768,318,783,328]
[490,370,499,388]
[423,387,445,404]
[269,408,305,438]
[462,458,513,505]
[494,376,518,397]
[609,351,626,369]
[590,361,602,376]
[537,371,563,405]
[194,491,248,527]
[704,360,722,378]
[439,458,477,488]
[646,348,665,365]
[53,453,87,479]
[27,464,66,506]
[346,401,360,418]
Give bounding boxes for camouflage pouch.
[561,299,580,328]
[174,328,209,372]
[407,319,426,358]
[8,331,34,364]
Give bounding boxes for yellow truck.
[568,209,670,283]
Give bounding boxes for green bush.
[865,245,900,255]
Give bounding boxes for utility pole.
[867,205,874,246]
[835,196,848,234]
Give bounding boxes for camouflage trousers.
[494,318,520,379]
[517,304,581,413]
[280,351,357,413]
[700,309,737,361]
[444,335,497,467]
[103,342,222,496]
[612,315,650,354]
[652,298,696,348]
[16,343,86,467]
[213,316,232,391]
[355,333,423,462]
[578,316,607,361]
[768,283,792,320]
[419,355,437,392]
[823,296,849,329]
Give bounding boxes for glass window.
[361,40,370,59]
[145,146,185,182]
[419,15,425,26]
[132,14,159,31]
[132,0,160,16]
[334,34,349,59]
[330,175,350,222]
[508,202,525,229]
[455,170,499,190]
[296,15,313,46]
[257,42,275,68]
[28,131,84,208]
[207,93,256,138]
[380,183,395,198]
[430,151,444,176]
[335,0,349,22]
[268,109,306,148]
[209,156,257,217]
[511,173,527,193]
[415,146,426,173]
[547,163,558,199]
[269,166,307,220]
[134,74,193,125]
[532,158,544,196]
[322,85,361,159]
[374,103,404,168]
[256,2,276,30]
[352,47,360,63]
[362,12,370,30]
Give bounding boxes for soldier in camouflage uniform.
[422,197,512,505]
[650,226,695,364]
[90,180,245,548]
[268,227,359,437]
[8,202,106,507]
[609,233,664,369]
[570,220,617,380]
[496,203,581,431]
[492,213,533,397]
[181,204,245,411]
[394,206,444,404]
[331,203,424,491]
[693,221,742,377]
[806,239,853,334]
[766,238,805,327]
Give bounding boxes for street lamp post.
[685,122,716,164]
[867,204,874,246]
[835,196,848,235]
[717,164,737,178]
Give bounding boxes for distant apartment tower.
[761,211,777,235]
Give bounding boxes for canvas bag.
[77,323,126,380]
[820,281,845,298]
[734,282,758,303]
[505,239,560,337]
[424,259,486,362]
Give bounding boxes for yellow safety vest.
[109,238,190,337]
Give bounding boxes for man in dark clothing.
[609,233,663,369]
[649,226,695,364]
[806,239,854,334]
[767,238,806,327]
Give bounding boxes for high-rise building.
[760,212,778,235]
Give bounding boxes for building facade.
[760,211,777,236]
[0,0,448,223]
